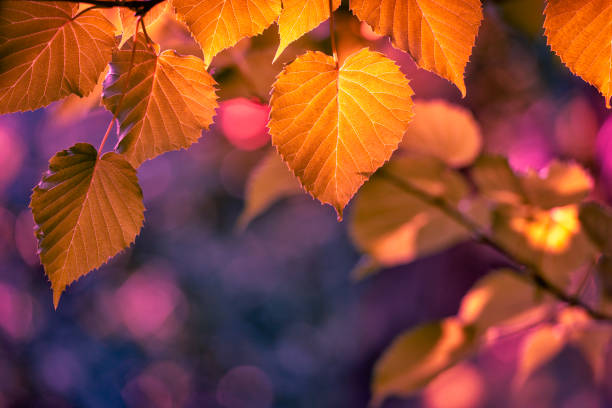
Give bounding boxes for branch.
[379,169,612,322]
[32,0,166,16]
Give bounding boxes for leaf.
[399,100,482,167]
[274,0,341,62]
[350,0,483,96]
[570,323,612,383]
[119,2,169,48]
[514,324,565,389]
[350,156,470,271]
[459,269,553,336]
[172,0,281,67]
[269,49,414,218]
[372,318,476,406]
[543,0,612,107]
[0,1,115,114]
[30,143,145,309]
[471,156,524,205]
[103,34,218,168]
[237,151,304,229]
[579,201,612,255]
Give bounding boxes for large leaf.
[544,0,612,107]
[103,35,218,168]
[30,143,145,308]
[0,1,115,114]
[372,318,476,406]
[350,156,470,273]
[399,100,482,167]
[274,0,341,62]
[350,0,483,96]
[237,151,304,229]
[269,49,414,218]
[173,0,281,66]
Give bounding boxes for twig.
[32,0,166,16]
[378,169,612,322]
[328,0,338,68]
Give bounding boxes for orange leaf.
[269,49,414,218]
[350,0,483,96]
[172,0,281,67]
[119,2,169,47]
[544,0,612,108]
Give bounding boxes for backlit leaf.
[173,0,281,66]
[399,100,482,167]
[119,2,169,48]
[471,155,524,205]
[372,318,476,406]
[103,34,218,168]
[544,0,612,107]
[30,143,145,309]
[350,0,483,96]
[579,201,612,255]
[274,0,341,62]
[237,151,304,229]
[350,156,470,271]
[514,324,565,389]
[269,49,414,218]
[0,1,115,114]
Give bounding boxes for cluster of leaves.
[1,0,612,402]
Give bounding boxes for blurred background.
[1,0,612,407]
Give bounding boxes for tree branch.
[379,169,612,322]
[32,0,166,16]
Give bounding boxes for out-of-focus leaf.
[0,1,115,114]
[237,151,304,229]
[596,255,612,301]
[30,143,145,309]
[514,324,565,389]
[579,201,612,255]
[459,269,553,336]
[50,67,108,125]
[350,0,483,96]
[172,0,281,66]
[103,35,218,168]
[570,323,612,383]
[399,100,482,167]
[274,0,341,62]
[372,318,476,406]
[119,2,169,47]
[544,0,612,107]
[472,156,524,205]
[269,49,414,218]
[350,156,470,274]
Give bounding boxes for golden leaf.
[274,0,341,62]
[269,49,414,218]
[350,0,483,96]
[30,144,145,309]
[0,1,115,113]
[119,2,169,48]
[172,0,281,66]
[103,35,218,168]
[544,0,612,107]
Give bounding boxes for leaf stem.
[328,0,338,68]
[378,169,612,322]
[32,0,166,16]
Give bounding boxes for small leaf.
[372,318,476,406]
[172,0,281,67]
[274,0,341,62]
[459,269,553,336]
[350,0,483,96]
[350,156,470,271]
[30,143,145,308]
[269,49,414,218]
[579,201,612,255]
[399,100,482,167]
[103,34,218,168]
[471,155,524,205]
[0,1,115,113]
[119,2,169,48]
[514,324,565,389]
[237,151,304,229]
[544,0,612,107]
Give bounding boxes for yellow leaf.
[237,151,304,229]
[269,49,414,218]
[172,0,281,67]
[30,144,145,309]
[103,35,218,168]
[372,318,476,406]
[544,0,612,107]
[350,0,483,96]
[274,0,341,62]
[119,2,169,48]
[399,100,482,167]
[350,156,469,270]
[0,1,115,114]
[514,324,565,389]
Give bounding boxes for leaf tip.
[53,288,63,310]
